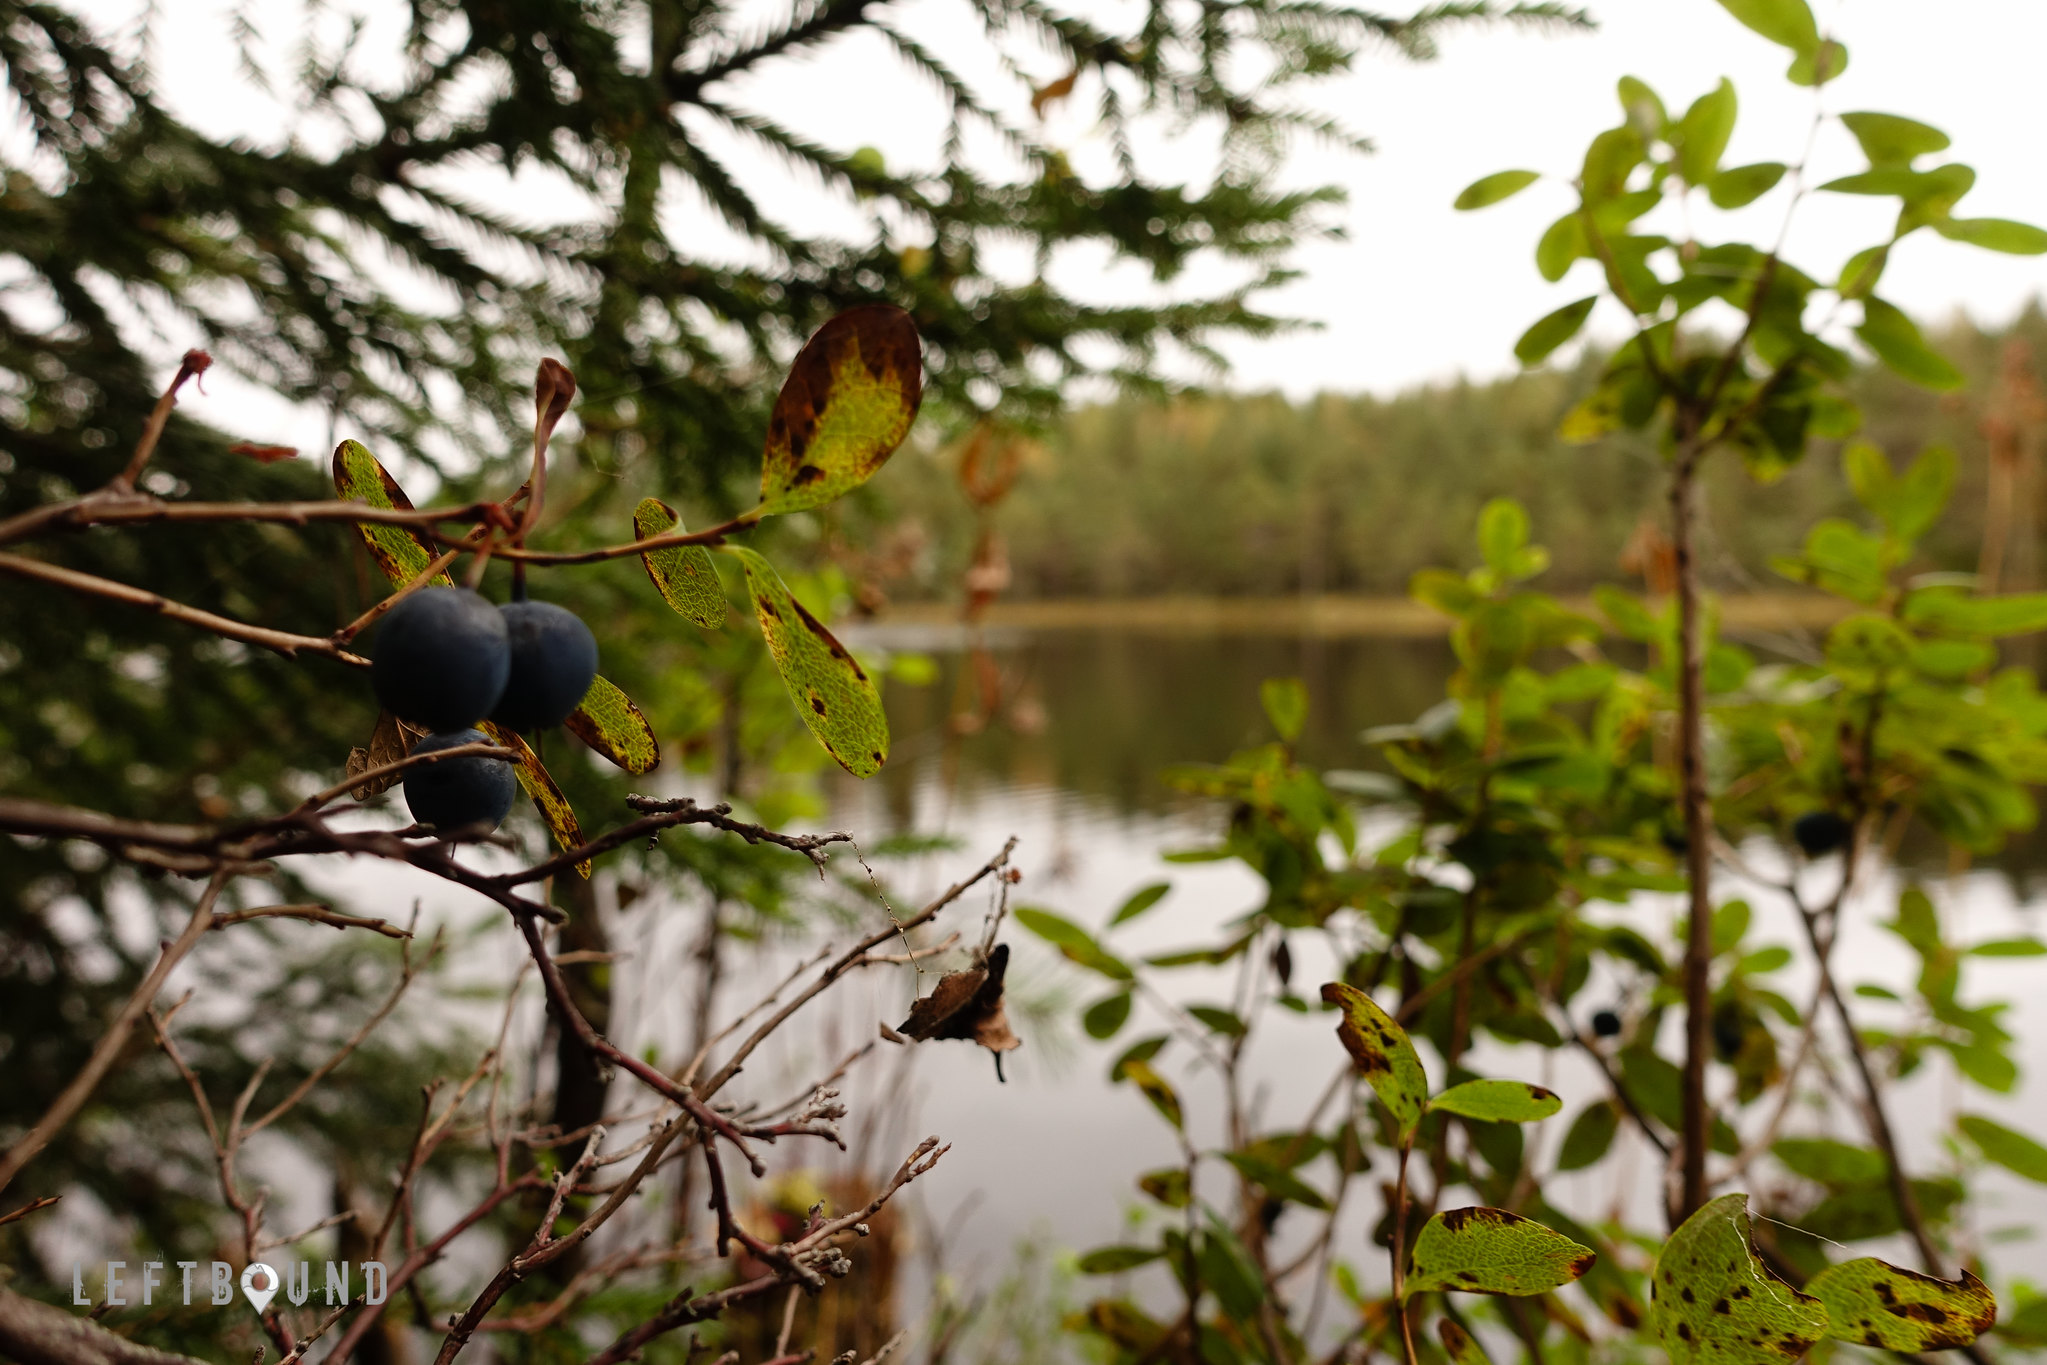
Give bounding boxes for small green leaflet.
[722,544,888,778]
[1320,982,1427,1140]
[1651,1194,1826,1365]
[563,674,660,775]
[1840,111,1950,169]
[758,304,923,516]
[1404,1207,1594,1298]
[1077,1246,1164,1275]
[1118,1057,1183,1130]
[1807,1259,1996,1352]
[1714,0,1819,55]
[1857,298,1962,391]
[634,498,726,628]
[1454,170,1539,211]
[1109,881,1171,926]
[1959,1112,2047,1183]
[1014,907,1134,980]
[331,439,449,589]
[1430,1079,1562,1124]
[1515,296,1597,366]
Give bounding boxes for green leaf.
[1138,1168,1190,1207]
[1084,991,1134,1039]
[757,303,923,515]
[1840,112,1950,168]
[1405,1208,1595,1298]
[1477,498,1530,572]
[1936,218,2047,254]
[1261,676,1309,742]
[1857,299,1963,391]
[1786,39,1847,87]
[1903,591,2047,637]
[1807,1259,1996,1351]
[1220,1151,1331,1210]
[1110,882,1171,926]
[634,498,727,628]
[1438,1319,1492,1365]
[1617,76,1666,135]
[1015,907,1134,980]
[1188,1005,1247,1037]
[1838,244,1888,300]
[1715,0,1818,52]
[1536,213,1585,282]
[1581,126,1644,203]
[1199,1216,1267,1323]
[1706,162,1785,209]
[1515,296,1598,366]
[723,545,888,777]
[1455,170,1540,211]
[1971,937,2047,957]
[1773,1137,1887,1189]
[1652,1194,1827,1365]
[1078,1246,1165,1274]
[563,674,661,775]
[1960,1113,2047,1182]
[1430,1079,1562,1124]
[1120,1058,1183,1129]
[331,439,448,589]
[1677,79,1738,186]
[1320,982,1428,1140]
[1556,1101,1619,1172]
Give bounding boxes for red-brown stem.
[117,349,211,488]
[1391,1138,1416,1365]
[1672,444,1714,1224]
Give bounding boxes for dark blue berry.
[403,729,517,832]
[372,587,510,732]
[1591,1009,1622,1038]
[491,599,598,732]
[1792,810,1852,857]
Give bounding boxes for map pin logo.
[241,1262,279,1314]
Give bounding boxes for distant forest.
[862,306,2047,604]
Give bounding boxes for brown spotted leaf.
[564,675,659,775]
[1430,1079,1562,1124]
[723,544,888,778]
[346,711,428,799]
[758,304,922,516]
[1650,1194,1828,1365]
[1439,1318,1493,1365]
[634,498,726,628]
[1320,981,1427,1140]
[1405,1207,1595,1298]
[898,944,1023,1068]
[332,440,450,589]
[478,722,588,877]
[1808,1259,1996,1352]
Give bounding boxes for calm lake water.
[818,622,2047,1306]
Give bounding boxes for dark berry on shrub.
[1591,1009,1622,1038]
[404,729,517,832]
[1792,810,1852,857]
[491,600,599,732]
[372,587,510,732]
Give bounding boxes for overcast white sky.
[70,0,2047,410]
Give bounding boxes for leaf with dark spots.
[723,545,888,777]
[1438,1318,1492,1365]
[563,675,659,775]
[332,439,449,589]
[1404,1206,1595,1297]
[1650,1195,1827,1365]
[758,304,923,515]
[1430,1078,1563,1124]
[1320,981,1427,1140]
[479,721,588,876]
[634,498,726,628]
[1808,1259,1996,1351]
[898,943,1022,1076]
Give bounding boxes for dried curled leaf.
[231,442,298,463]
[724,544,888,778]
[479,722,588,877]
[332,440,449,589]
[346,711,427,799]
[898,944,1022,1075]
[564,674,659,775]
[1406,1207,1595,1298]
[1320,981,1427,1140]
[1808,1258,1996,1352]
[634,498,726,628]
[1651,1194,1827,1365]
[758,304,923,516]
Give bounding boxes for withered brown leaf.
[897,943,1022,1080]
[346,711,427,799]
